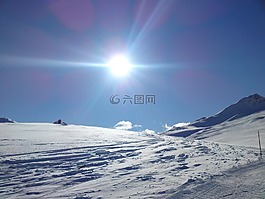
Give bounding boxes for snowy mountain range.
[165,94,265,143]
[0,94,264,198]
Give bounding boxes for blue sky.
[0,0,265,132]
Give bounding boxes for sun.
[107,54,132,77]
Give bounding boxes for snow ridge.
[166,94,265,137]
[192,93,265,127]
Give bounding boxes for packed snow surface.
[0,123,263,198]
[166,110,265,148]
[165,94,265,148]
[168,159,265,199]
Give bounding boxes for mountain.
[0,117,15,123]
[165,93,265,140]
[192,93,265,127]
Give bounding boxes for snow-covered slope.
[165,94,265,148]
[189,110,265,147]
[0,123,262,198]
[168,159,265,199]
[193,93,265,127]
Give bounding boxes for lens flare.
[108,54,132,77]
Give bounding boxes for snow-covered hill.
[193,93,265,127]
[0,123,263,198]
[165,94,265,148]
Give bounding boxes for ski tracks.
[168,159,265,199]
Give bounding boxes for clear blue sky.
[0,0,265,132]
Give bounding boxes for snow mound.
[0,117,15,123]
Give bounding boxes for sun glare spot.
[108,54,132,77]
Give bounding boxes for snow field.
[0,123,261,198]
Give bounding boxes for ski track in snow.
[168,159,265,199]
[0,124,262,198]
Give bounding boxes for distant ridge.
[0,117,15,123]
[165,93,265,137]
[192,93,265,127]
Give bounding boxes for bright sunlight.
[107,54,132,77]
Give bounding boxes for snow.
[166,93,265,132]
[190,110,265,148]
[168,159,265,198]
[1,94,264,198]
[0,122,263,198]
[160,93,265,198]
[193,93,265,127]
[165,94,265,148]
[166,110,265,148]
